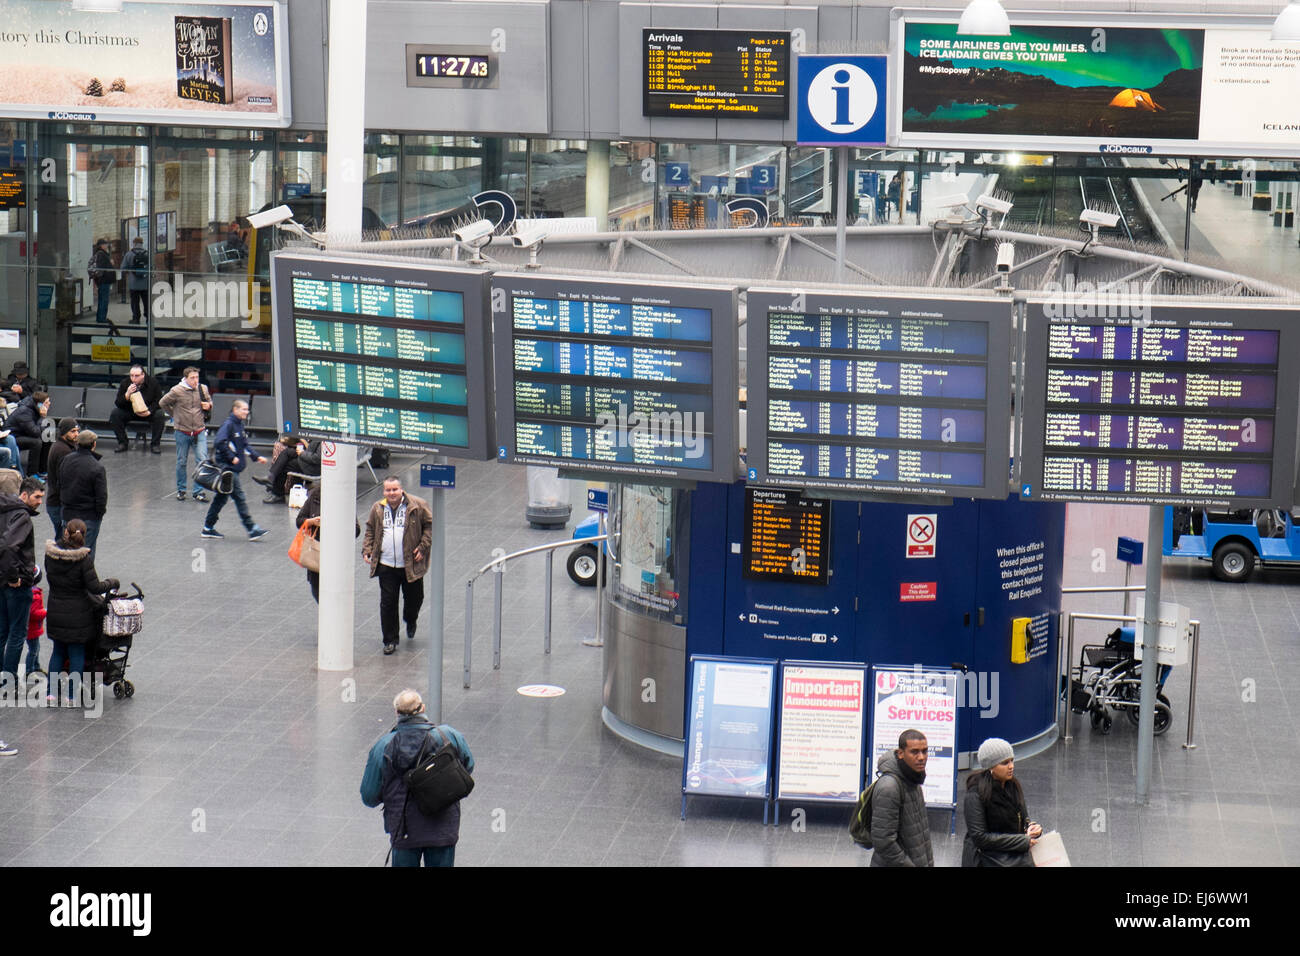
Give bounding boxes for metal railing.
[1059,585,1202,749]
[462,533,610,689]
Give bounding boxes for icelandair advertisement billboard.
[0,0,290,128]
[892,14,1300,157]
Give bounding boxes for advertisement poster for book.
[0,0,288,127]
[871,667,958,807]
[684,659,776,799]
[776,664,867,803]
[895,18,1300,155]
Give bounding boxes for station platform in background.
[0,450,1296,867]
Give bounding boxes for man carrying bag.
[360,689,474,867]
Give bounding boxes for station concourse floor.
[0,448,1296,868]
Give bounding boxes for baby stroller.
[93,583,143,699]
[1067,626,1173,735]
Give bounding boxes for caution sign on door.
[906,514,936,558]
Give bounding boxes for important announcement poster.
[0,0,287,127]
[896,19,1300,155]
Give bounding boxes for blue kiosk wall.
[685,482,1066,758]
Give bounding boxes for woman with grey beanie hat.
[961,737,1042,867]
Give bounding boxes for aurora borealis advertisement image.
[901,23,1204,141]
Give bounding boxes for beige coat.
[159,381,211,434]
[362,492,433,583]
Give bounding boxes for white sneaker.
[0,741,17,757]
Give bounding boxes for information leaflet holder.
[1018,297,1300,510]
[772,660,869,825]
[682,655,778,823]
[492,272,739,485]
[870,664,961,834]
[745,288,1014,500]
[270,249,496,461]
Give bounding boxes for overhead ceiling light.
[957,0,1011,37]
[72,0,124,11]
[1273,3,1300,41]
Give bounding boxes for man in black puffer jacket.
[58,431,108,557]
[0,477,43,684]
[109,365,166,453]
[7,391,52,477]
[869,730,935,867]
[360,689,474,867]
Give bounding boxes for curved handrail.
[468,534,609,582]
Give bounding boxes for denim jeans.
[0,434,21,475]
[48,504,62,543]
[0,584,33,679]
[48,640,86,698]
[205,473,254,531]
[175,430,209,494]
[391,845,455,867]
[24,638,41,674]
[74,517,103,558]
[96,280,113,323]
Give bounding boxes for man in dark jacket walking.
[0,477,44,681]
[360,689,474,867]
[109,365,166,453]
[201,400,267,541]
[59,431,108,556]
[869,730,935,867]
[45,419,79,541]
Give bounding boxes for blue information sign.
[749,165,778,193]
[283,182,310,200]
[419,463,456,488]
[682,656,777,818]
[797,55,887,146]
[587,488,608,513]
[663,162,691,187]
[1117,536,1144,565]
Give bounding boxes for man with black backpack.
[360,689,474,867]
[122,236,150,324]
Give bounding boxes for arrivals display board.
[0,0,291,128]
[492,273,739,483]
[0,169,23,210]
[776,662,867,804]
[745,289,1014,499]
[1019,299,1300,508]
[643,29,790,118]
[271,251,494,459]
[892,15,1300,158]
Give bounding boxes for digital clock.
[415,54,491,79]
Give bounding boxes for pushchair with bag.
[93,582,143,699]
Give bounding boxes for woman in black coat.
[44,519,117,698]
[961,737,1043,867]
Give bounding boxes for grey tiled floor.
[0,449,1296,866]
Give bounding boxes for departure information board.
[492,274,739,483]
[270,252,494,459]
[743,487,830,584]
[1019,300,1300,508]
[745,290,1014,499]
[643,29,790,118]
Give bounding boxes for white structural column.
[318,0,368,671]
[585,142,610,229]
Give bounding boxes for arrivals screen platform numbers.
[1020,300,1300,508]
[271,253,494,459]
[492,274,739,483]
[745,290,1014,499]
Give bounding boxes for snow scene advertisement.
[893,15,1300,157]
[871,666,959,808]
[0,0,288,127]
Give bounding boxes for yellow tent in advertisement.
[1108,89,1165,112]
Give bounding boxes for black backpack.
[399,725,474,818]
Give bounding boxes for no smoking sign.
[906,514,936,559]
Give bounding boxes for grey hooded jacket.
[869,751,935,867]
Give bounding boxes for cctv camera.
[996,241,1015,273]
[976,194,1013,216]
[933,193,972,211]
[246,205,294,230]
[453,218,495,244]
[1079,208,1121,229]
[512,224,551,249]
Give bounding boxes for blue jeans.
[0,585,33,679]
[48,504,62,543]
[96,280,113,323]
[392,846,455,867]
[204,473,254,531]
[0,435,21,475]
[48,640,86,698]
[175,430,209,494]
[24,638,40,675]
[81,518,102,557]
